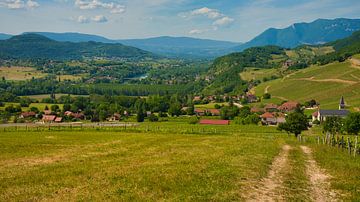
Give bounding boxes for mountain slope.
[235,18,360,51]
[0,34,155,60]
[26,32,115,43]
[0,33,12,40]
[118,36,240,58]
[21,33,240,58]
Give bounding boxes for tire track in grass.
[245,145,292,201]
[300,146,338,202]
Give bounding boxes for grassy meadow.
[0,66,47,81]
[0,122,359,201]
[0,125,285,201]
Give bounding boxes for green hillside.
[254,58,360,110]
[0,34,155,60]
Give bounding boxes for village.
[13,92,351,127]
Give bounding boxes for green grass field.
[254,60,360,110]
[0,66,47,81]
[0,102,64,112]
[0,122,359,201]
[240,68,281,82]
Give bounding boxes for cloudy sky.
[1,0,360,42]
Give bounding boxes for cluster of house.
[19,110,85,123]
[251,101,300,125]
[192,93,259,104]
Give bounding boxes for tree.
[278,112,309,137]
[220,106,239,120]
[136,109,145,122]
[323,116,343,135]
[168,102,182,117]
[343,112,360,135]
[51,105,60,112]
[263,93,271,99]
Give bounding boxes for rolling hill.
[0,34,155,60]
[235,18,360,51]
[254,58,360,111]
[118,36,240,58]
[0,32,241,58]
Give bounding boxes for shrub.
[188,116,199,124]
[149,114,159,122]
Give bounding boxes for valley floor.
[0,124,359,201]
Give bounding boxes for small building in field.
[278,101,300,112]
[193,96,202,102]
[264,103,278,112]
[199,119,230,125]
[42,115,56,122]
[194,109,205,116]
[54,117,63,123]
[260,112,277,125]
[312,110,350,122]
[64,111,73,116]
[339,96,346,110]
[208,109,221,116]
[261,112,286,125]
[43,110,52,115]
[20,111,36,119]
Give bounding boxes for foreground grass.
[310,144,360,201]
[0,127,285,201]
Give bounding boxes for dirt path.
[295,77,357,85]
[245,145,292,201]
[264,85,270,94]
[300,146,338,202]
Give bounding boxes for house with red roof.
[42,115,56,122]
[278,101,300,112]
[208,109,221,116]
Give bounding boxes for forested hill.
[0,34,156,60]
[204,46,286,94]
[234,18,360,51]
[316,30,360,64]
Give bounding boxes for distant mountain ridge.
[0,34,155,60]
[0,32,241,58]
[235,18,360,51]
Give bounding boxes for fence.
[298,133,359,157]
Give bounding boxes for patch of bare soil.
[296,77,357,85]
[300,146,338,202]
[264,85,270,94]
[350,58,360,70]
[245,145,292,201]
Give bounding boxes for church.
[312,96,350,122]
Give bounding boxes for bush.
[312,120,320,125]
[188,116,199,124]
[149,114,159,122]
[263,93,271,99]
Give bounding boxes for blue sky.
[1,0,360,42]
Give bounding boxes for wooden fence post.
[347,137,351,155]
[317,136,320,145]
[341,136,344,150]
[354,136,358,157]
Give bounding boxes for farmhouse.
[208,109,220,116]
[194,109,205,116]
[278,101,300,112]
[260,112,286,125]
[199,119,230,125]
[20,111,36,118]
[264,103,278,112]
[54,117,63,123]
[42,115,56,122]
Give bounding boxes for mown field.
[0,66,47,80]
[255,60,360,110]
[0,122,359,201]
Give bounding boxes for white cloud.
[189,29,204,35]
[213,16,234,26]
[190,7,222,19]
[75,15,108,23]
[27,0,38,8]
[74,0,125,14]
[0,0,39,9]
[91,15,108,23]
[77,15,90,23]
